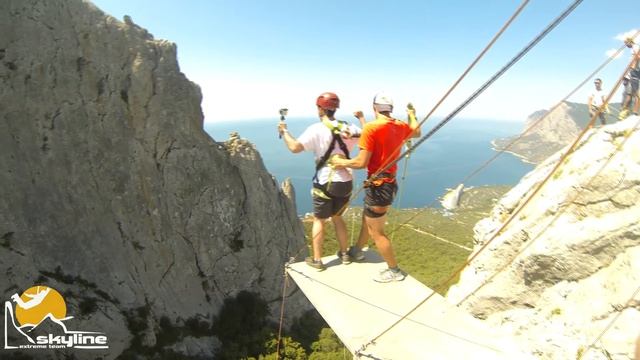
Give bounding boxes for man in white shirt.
[588,78,607,125]
[278,92,361,270]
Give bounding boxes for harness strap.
[313,118,351,183]
[365,173,396,188]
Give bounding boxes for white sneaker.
[374,268,406,283]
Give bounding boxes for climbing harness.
[312,117,351,183]
[310,117,354,201]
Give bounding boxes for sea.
[204,118,533,215]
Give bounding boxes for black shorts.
[312,181,352,219]
[364,181,398,208]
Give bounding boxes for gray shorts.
[631,77,639,95]
[312,181,352,219]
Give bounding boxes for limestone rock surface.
[0,1,308,358]
[448,117,640,359]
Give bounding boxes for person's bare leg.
[331,215,348,253]
[311,217,325,261]
[364,206,397,268]
[355,213,369,249]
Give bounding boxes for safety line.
[382,37,633,241]
[356,41,635,356]
[275,262,292,360]
[367,0,532,185]
[284,0,533,266]
[401,223,473,251]
[355,1,587,353]
[278,15,640,360]
[390,148,412,243]
[369,0,584,184]
[460,44,629,184]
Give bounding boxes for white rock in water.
[441,183,464,211]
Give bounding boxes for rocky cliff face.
[447,117,640,359]
[493,102,590,164]
[0,1,307,358]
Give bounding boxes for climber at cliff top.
[620,37,640,119]
[330,92,421,282]
[277,92,362,271]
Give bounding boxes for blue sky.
[91,0,638,123]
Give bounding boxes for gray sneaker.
[374,268,406,283]
[347,246,365,262]
[305,257,326,271]
[336,250,352,265]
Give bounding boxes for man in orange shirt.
[331,93,421,282]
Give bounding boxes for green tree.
[308,328,352,360]
[259,336,307,360]
[212,291,274,360]
[289,309,327,351]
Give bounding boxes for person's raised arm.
[278,122,304,153]
[407,103,421,138]
[353,110,366,128]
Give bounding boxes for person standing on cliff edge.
[330,92,421,282]
[278,92,361,270]
[620,37,640,119]
[588,78,608,125]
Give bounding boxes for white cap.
[373,92,393,105]
[373,92,393,112]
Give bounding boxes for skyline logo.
[3,285,109,350]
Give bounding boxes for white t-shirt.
[297,120,361,185]
[590,88,605,107]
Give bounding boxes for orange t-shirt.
[359,115,414,178]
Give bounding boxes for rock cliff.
[493,101,620,164]
[0,0,307,358]
[447,117,640,359]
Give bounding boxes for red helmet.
[316,92,340,110]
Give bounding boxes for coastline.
[490,139,537,165]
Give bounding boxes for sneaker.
[336,250,351,265]
[373,268,406,283]
[305,257,325,271]
[347,246,365,262]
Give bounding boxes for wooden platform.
[287,250,527,359]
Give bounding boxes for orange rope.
[275,262,292,360]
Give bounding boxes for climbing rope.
[356,1,585,354]
[382,36,634,241]
[277,25,638,360]
[367,0,532,186]
[283,0,533,265]
[368,0,583,185]
[390,142,412,243]
[275,258,294,360]
[356,46,636,356]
